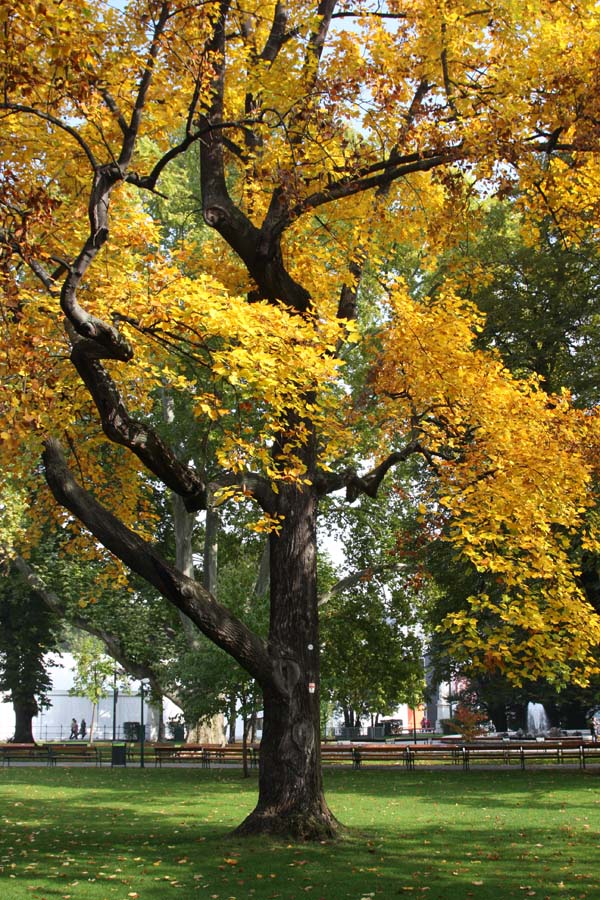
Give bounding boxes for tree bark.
[235,481,339,839]
[12,694,38,743]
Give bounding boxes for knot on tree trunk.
[272,654,302,698]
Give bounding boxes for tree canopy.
[2,0,600,837]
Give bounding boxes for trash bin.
[123,721,141,741]
[111,743,127,767]
[367,725,385,740]
[341,726,361,741]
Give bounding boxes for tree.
[0,561,60,743]
[418,203,600,726]
[2,1,600,839]
[320,485,426,727]
[68,633,122,744]
[420,202,600,405]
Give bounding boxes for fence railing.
[325,724,435,741]
[32,724,150,742]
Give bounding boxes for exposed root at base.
[233,808,342,842]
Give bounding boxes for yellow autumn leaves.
[372,281,600,684]
[2,0,600,687]
[121,269,358,483]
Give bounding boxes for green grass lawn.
[1,767,599,900]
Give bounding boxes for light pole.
[140,682,145,768]
[112,666,118,742]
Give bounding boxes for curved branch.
[284,150,460,229]
[316,442,423,500]
[50,4,170,357]
[319,563,407,606]
[210,473,276,514]
[118,1,170,167]
[69,339,208,511]
[42,438,273,686]
[0,104,99,169]
[0,226,66,294]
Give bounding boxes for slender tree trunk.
[12,695,37,743]
[235,482,339,839]
[88,703,96,744]
[227,695,237,743]
[487,702,508,733]
[242,713,249,778]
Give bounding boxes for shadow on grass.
[323,766,600,810]
[0,768,599,900]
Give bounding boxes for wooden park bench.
[0,743,52,766]
[151,738,600,773]
[403,743,466,769]
[322,739,599,772]
[202,743,259,768]
[320,744,361,768]
[463,738,589,770]
[342,743,412,769]
[399,739,592,771]
[154,743,209,767]
[580,742,600,768]
[154,743,259,768]
[322,742,460,770]
[319,742,458,769]
[47,743,103,766]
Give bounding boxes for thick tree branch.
[307,0,338,66]
[197,3,312,310]
[318,563,407,606]
[42,438,274,687]
[260,1,293,62]
[68,341,209,511]
[315,442,423,500]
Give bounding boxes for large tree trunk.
[12,695,38,743]
[235,482,339,839]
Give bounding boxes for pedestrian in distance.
[69,718,78,740]
[79,718,87,741]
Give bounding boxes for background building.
[0,653,180,741]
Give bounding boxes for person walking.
[69,718,78,740]
[79,718,87,741]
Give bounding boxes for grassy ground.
[0,766,599,900]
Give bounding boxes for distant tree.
[69,633,132,744]
[320,485,427,727]
[0,562,60,742]
[418,204,600,721]
[430,204,600,405]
